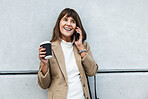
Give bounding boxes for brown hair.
[50,8,87,42]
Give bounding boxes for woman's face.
[59,14,76,42]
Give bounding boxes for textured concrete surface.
[0,75,48,99]
[96,73,148,99]
[0,0,148,99]
[0,0,148,70]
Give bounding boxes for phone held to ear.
[74,31,80,41]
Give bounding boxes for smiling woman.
[38,8,98,99]
[59,15,76,42]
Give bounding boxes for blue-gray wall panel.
[96,73,148,99]
[0,0,148,70]
[0,75,48,99]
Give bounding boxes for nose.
[66,20,71,26]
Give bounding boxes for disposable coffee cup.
[40,41,52,59]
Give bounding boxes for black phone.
[74,31,80,41]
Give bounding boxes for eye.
[72,20,75,23]
[63,18,67,21]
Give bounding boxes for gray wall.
[0,0,148,99]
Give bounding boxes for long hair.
[50,8,87,42]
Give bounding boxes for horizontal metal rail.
[0,70,38,75]
[1,69,148,75]
[97,69,148,73]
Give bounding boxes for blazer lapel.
[52,40,68,85]
[51,41,83,85]
[73,44,83,77]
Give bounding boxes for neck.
[61,37,72,42]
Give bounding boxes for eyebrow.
[63,16,75,21]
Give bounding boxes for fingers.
[39,46,46,52]
[73,35,75,42]
[39,55,46,59]
[75,27,82,36]
[75,27,79,33]
[39,51,46,55]
[76,27,80,32]
[39,46,46,59]
[75,27,82,41]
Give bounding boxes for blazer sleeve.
[81,42,98,76]
[38,60,51,89]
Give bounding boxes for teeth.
[64,28,72,31]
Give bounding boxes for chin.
[65,32,73,36]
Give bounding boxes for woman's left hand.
[74,27,85,51]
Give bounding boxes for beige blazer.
[38,40,98,99]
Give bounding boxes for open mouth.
[64,28,72,31]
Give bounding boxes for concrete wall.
[0,75,48,99]
[0,0,148,99]
[96,73,148,99]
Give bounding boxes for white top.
[61,39,85,99]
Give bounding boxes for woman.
[38,8,98,99]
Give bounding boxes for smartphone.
[74,31,80,41]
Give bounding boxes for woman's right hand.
[39,46,48,65]
[39,46,48,75]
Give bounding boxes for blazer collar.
[52,40,68,84]
[51,40,83,84]
[73,44,84,77]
